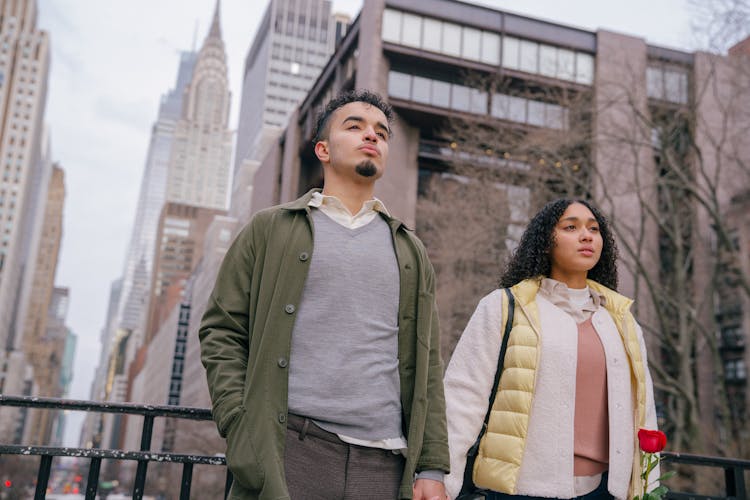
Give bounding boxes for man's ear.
[314,140,330,164]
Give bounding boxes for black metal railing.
[662,451,750,500]
[0,395,231,499]
[3,396,750,499]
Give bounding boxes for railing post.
[725,465,746,499]
[179,462,193,500]
[132,414,155,499]
[85,456,102,500]
[34,455,52,499]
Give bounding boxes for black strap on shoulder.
[480,288,515,434]
[460,288,516,494]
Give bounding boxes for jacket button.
[299,252,309,261]
[404,263,412,270]
[285,304,296,314]
[278,357,288,368]
[278,413,287,423]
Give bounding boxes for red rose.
[638,428,667,453]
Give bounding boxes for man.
[199,89,449,500]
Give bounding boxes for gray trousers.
[284,413,405,499]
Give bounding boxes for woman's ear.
[314,140,329,164]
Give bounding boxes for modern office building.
[233,0,346,178]
[246,0,750,455]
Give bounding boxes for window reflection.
[422,18,443,53]
[442,22,462,57]
[520,40,538,73]
[388,71,411,100]
[575,53,594,84]
[503,36,520,70]
[381,9,402,43]
[432,80,451,108]
[452,84,471,111]
[462,27,481,61]
[481,32,500,65]
[401,13,423,48]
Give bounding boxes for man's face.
[315,101,390,184]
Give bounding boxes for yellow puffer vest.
[473,278,648,496]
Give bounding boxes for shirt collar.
[308,191,390,217]
[539,277,606,309]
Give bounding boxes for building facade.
[0,1,51,441]
[246,0,750,455]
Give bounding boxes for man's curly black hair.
[499,198,619,290]
[312,89,394,143]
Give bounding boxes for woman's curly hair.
[499,198,619,290]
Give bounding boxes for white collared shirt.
[308,191,390,229]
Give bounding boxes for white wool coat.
[444,287,658,499]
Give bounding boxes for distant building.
[0,0,51,443]
[233,0,347,181]
[165,2,232,210]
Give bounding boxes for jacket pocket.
[224,408,264,491]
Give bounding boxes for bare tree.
[439,26,750,472]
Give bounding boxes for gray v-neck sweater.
[287,210,403,441]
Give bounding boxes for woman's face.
[549,202,603,288]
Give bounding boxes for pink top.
[574,317,609,475]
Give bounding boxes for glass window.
[412,76,432,104]
[401,13,423,48]
[545,103,565,129]
[664,69,688,103]
[519,40,539,73]
[664,70,681,102]
[470,89,488,114]
[646,66,663,99]
[557,48,575,81]
[539,45,557,78]
[502,36,520,69]
[432,80,451,108]
[388,71,411,100]
[442,22,462,57]
[480,32,500,65]
[462,27,482,61]
[451,84,471,112]
[422,18,442,53]
[507,96,526,122]
[491,93,510,119]
[678,72,688,103]
[527,100,545,126]
[382,9,403,43]
[575,53,594,84]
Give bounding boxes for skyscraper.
[0,0,51,444]
[0,0,50,354]
[233,0,343,176]
[165,2,232,210]
[103,51,197,363]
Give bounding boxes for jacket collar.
[281,188,411,231]
[511,276,633,318]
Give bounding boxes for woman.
[444,199,658,500]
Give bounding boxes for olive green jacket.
[199,190,449,499]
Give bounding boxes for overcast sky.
[35,0,695,447]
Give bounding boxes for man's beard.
[355,160,378,178]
